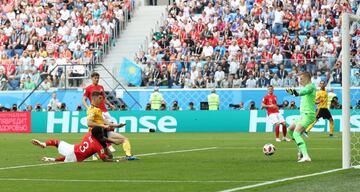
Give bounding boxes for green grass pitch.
[0,133,359,192]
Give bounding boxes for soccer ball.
[263,143,276,156]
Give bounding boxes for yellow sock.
[305,120,317,133]
[329,119,334,135]
[122,139,132,156]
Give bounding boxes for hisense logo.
[46,112,177,133]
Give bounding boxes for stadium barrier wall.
[28,110,360,133]
[0,88,355,111]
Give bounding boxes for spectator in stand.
[48,92,61,112]
[289,101,298,110]
[26,105,33,112]
[355,100,360,109]
[246,74,257,88]
[330,97,342,109]
[41,75,52,91]
[257,71,270,88]
[311,72,322,87]
[277,64,288,80]
[306,45,319,75]
[187,102,196,110]
[281,100,290,109]
[0,69,8,90]
[22,76,36,90]
[214,66,225,87]
[160,101,167,111]
[270,74,283,87]
[272,49,283,66]
[170,100,180,110]
[273,6,285,35]
[352,72,360,87]
[249,101,258,110]
[283,72,298,87]
[8,75,20,90]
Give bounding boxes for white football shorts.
[268,113,285,125]
[58,141,77,162]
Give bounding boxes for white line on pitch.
[0,162,67,171]
[0,178,266,183]
[221,147,339,150]
[0,147,218,171]
[218,168,346,192]
[114,147,218,158]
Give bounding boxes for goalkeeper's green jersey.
[299,83,316,115]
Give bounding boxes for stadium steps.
[93,5,167,91]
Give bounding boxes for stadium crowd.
[0,0,133,91]
[135,0,360,88]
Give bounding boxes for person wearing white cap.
[208,88,219,110]
[150,87,163,110]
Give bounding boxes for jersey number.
[80,142,89,153]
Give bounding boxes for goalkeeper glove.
[285,88,299,97]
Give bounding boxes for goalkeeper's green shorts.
[295,113,316,128]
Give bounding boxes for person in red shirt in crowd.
[31,126,121,162]
[208,34,219,48]
[293,49,306,70]
[261,50,272,65]
[195,18,205,33]
[269,33,279,47]
[262,85,291,142]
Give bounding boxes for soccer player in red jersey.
[82,72,117,153]
[31,126,121,162]
[82,72,116,121]
[262,85,291,142]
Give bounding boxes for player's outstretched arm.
[82,96,90,109]
[99,148,124,163]
[109,123,126,128]
[105,98,116,110]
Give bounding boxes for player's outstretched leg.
[42,156,65,162]
[107,132,139,160]
[123,139,140,161]
[42,157,55,162]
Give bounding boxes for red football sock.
[275,124,280,138]
[282,123,287,137]
[55,156,65,161]
[45,140,60,147]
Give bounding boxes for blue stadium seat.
[271,68,279,74]
[285,68,292,73]
[320,75,327,81]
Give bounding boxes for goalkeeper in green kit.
[285,72,316,163]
